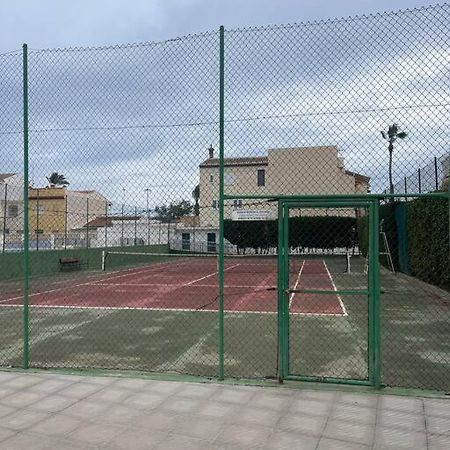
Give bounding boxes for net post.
[22,43,30,369]
[345,250,351,274]
[218,24,225,381]
[101,250,106,271]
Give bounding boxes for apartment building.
[0,173,24,239]
[198,146,370,226]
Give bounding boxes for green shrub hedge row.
[224,216,357,252]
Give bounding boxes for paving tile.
[0,372,19,383]
[29,414,82,436]
[69,422,125,446]
[427,415,450,436]
[1,410,49,431]
[428,433,450,450]
[147,380,183,395]
[113,378,158,391]
[0,391,45,408]
[197,401,238,419]
[323,419,374,445]
[278,412,326,436]
[266,430,319,449]
[131,411,178,432]
[0,432,64,450]
[0,386,16,399]
[338,392,378,408]
[331,402,377,425]
[2,375,45,389]
[230,405,281,427]
[300,390,339,402]
[88,386,133,403]
[96,404,142,426]
[154,434,211,450]
[377,409,425,431]
[0,427,16,443]
[290,398,332,416]
[213,387,256,405]
[424,399,450,418]
[373,426,427,449]
[177,383,217,399]
[248,392,292,411]
[379,395,424,414]
[0,404,16,419]
[124,392,166,410]
[25,378,74,395]
[317,437,370,450]
[214,423,272,448]
[27,394,78,413]
[173,416,224,440]
[59,382,103,398]
[161,397,202,415]
[62,399,109,419]
[109,428,167,450]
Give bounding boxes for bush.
[224,216,357,253]
[407,197,449,290]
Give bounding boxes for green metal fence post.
[22,43,30,369]
[218,25,225,380]
[368,200,381,388]
[277,200,284,381]
[281,203,290,377]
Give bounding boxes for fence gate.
[278,199,381,387]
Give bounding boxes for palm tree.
[46,172,70,188]
[381,124,407,194]
[192,184,200,216]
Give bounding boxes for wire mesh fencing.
[0,4,449,391]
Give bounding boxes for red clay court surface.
[0,258,346,316]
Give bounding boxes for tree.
[154,200,193,223]
[381,124,407,194]
[46,172,70,188]
[192,184,200,216]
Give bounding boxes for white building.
[0,173,24,249]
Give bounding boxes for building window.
[233,199,242,209]
[209,174,214,183]
[207,232,216,252]
[182,232,191,251]
[224,170,235,186]
[4,228,9,234]
[212,200,217,209]
[257,169,265,187]
[7,205,18,218]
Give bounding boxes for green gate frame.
[277,197,381,388]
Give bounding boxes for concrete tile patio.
[0,371,448,449]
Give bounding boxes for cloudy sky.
[0,1,448,213]
[0,1,442,53]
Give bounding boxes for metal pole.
[64,193,68,249]
[22,43,30,369]
[368,200,381,388]
[134,206,137,245]
[145,188,150,246]
[418,168,422,194]
[2,183,7,253]
[36,189,39,251]
[104,201,108,247]
[434,156,439,191]
[218,25,225,380]
[86,197,89,249]
[404,177,407,202]
[121,203,124,246]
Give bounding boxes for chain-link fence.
[0,4,449,391]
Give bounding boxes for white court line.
[91,282,275,289]
[0,258,195,305]
[183,264,241,286]
[288,260,305,310]
[323,260,348,316]
[0,303,345,316]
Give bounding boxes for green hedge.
[0,244,168,281]
[224,216,357,252]
[407,197,449,290]
[357,198,449,290]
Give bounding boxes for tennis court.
[0,254,346,316]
